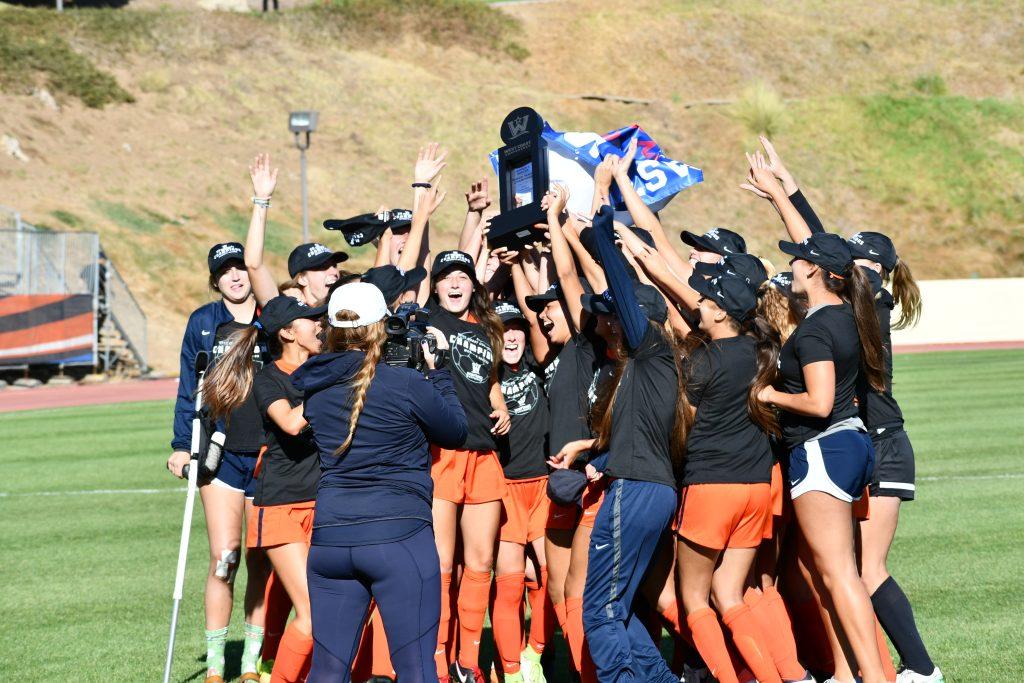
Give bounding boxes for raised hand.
[465,178,491,212]
[594,155,615,191]
[547,183,570,216]
[414,142,448,185]
[739,168,772,199]
[758,136,798,194]
[613,136,639,180]
[249,153,278,199]
[423,183,447,215]
[491,246,520,266]
[745,151,785,198]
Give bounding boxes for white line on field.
[2,472,1022,499]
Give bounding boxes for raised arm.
[459,177,491,253]
[398,184,445,274]
[245,153,281,306]
[756,136,824,233]
[563,215,607,296]
[544,185,586,333]
[745,151,813,242]
[592,205,647,350]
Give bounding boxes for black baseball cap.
[208,242,245,274]
[582,283,668,325]
[431,250,477,282]
[846,231,898,272]
[778,232,852,277]
[288,243,349,278]
[361,265,427,304]
[768,271,794,295]
[547,468,588,507]
[680,227,746,256]
[688,272,757,323]
[693,253,769,288]
[494,300,527,325]
[323,209,414,248]
[256,295,326,336]
[524,283,561,313]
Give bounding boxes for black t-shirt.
[212,320,267,453]
[683,336,772,485]
[778,303,861,449]
[498,357,550,479]
[603,324,678,489]
[252,362,319,506]
[427,307,496,451]
[546,332,600,457]
[857,290,904,433]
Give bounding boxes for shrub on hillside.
[732,81,787,138]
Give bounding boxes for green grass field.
[1,350,1022,681]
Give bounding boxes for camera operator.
[291,281,467,682]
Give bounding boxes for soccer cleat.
[453,662,487,683]
[896,667,945,683]
[784,671,816,683]
[679,663,711,682]
[520,645,546,683]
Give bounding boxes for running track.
[0,341,1020,414]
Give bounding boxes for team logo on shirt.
[449,332,493,384]
[211,331,266,370]
[587,369,601,407]
[501,371,540,416]
[544,357,560,393]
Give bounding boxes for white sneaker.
[896,667,944,683]
[785,672,815,683]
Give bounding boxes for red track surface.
[0,378,178,414]
[1,340,1021,413]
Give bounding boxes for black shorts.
[869,428,915,501]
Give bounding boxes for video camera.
[382,303,437,371]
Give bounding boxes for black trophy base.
[487,204,547,252]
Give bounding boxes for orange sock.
[874,617,898,682]
[527,568,554,653]
[565,596,597,683]
[688,607,739,683]
[435,572,453,678]
[269,622,313,683]
[492,573,526,673]
[745,586,806,680]
[370,609,395,678]
[457,569,492,669]
[261,572,292,663]
[660,600,695,646]
[723,604,782,683]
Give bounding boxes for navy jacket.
[293,352,467,545]
[170,300,236,452]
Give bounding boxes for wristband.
[411,182,431,189]
[252,196,271,208]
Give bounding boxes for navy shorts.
[210,450,259,498]
[869,428,916,501]
[788,429,874,503]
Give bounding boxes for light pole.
[289,111,318,244]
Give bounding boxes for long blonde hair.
[888,259,922,330]
[324,310,387,454]
[204,326,272,422]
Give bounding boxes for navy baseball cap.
[693,253,769,289]
[582,283,668,325]
[547,468,588,507]
[524,283,561,313]
[288,243,349,278]
[431,250,477,282]
[768,271,794,295]
[846,231,898,272]
[323,208,413,247]
[257,295,326,336]
[680,227,746,256]
[208,242,244,274]
[778,232,852,277]
[361,265,426,304]
[494,300,527,325]
[688,272,757,323]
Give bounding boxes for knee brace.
[214,549,240,583]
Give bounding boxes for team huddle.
[167,136,941,683]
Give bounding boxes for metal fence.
[104,259,149,373]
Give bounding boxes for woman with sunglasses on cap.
[166,242,271,683]
[243,153,349,308]
[674,272,812,683]
[425,248,510,682]
[201,295,326,683]
[744,158,891,683]
[488,299,556,683]
[289,281,466,681]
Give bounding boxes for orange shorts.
[500,476,550,544]
[676,483,772,550]
[431,446,507,504]
[579,479,607,529]
[546,501,580,530]
[246,500,315,549]
[853,486,871,520]
[763,462,790,539]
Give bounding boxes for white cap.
[327,282,388,328]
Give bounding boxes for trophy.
[487,107,550,251]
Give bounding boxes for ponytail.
[204,326,261,422]
[825,265,886,392]
[743,316,782,437]
[324,310,387,455]
[889,259,922,330]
